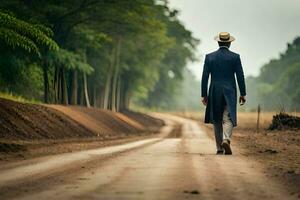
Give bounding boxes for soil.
[0,114,296,200]
[0,98,94,140]
[174,111,300,197]
[0,113,300,200]
[0,98,164,160]
[0,99,299,199]
[233,129,300,197]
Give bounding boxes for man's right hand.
[201,97,208,106]
[239,96,246,106]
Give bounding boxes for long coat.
[201,47,246,126]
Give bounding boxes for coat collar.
[219,46,229,50]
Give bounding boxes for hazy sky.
[168,0,300,79]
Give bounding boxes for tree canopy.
[246,37,300,111]
[0,0,199,111]
[0,11,58,55]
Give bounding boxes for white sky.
[168,0,300,79]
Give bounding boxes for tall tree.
[0,0,200,111]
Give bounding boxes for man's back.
[201,45,246,128]
[201,32,247,155]
[202,47,246,98]
[207,47,238,84]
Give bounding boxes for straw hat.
[214,32,235,42]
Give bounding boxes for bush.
[269,112,300,130]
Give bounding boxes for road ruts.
[0,113,296,200]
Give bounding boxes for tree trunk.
[103,46,117,110]
[57,67,62,104]
[111,37,122,112]
[42,64,49,103]
[70,70,78,105]
[53,66,59,103]
[103,73,111,109]
[61,67,68,105]
[93,84,97,107]
[124,90,131,110]
[119,78,128,111]
[116,76,121,112]
[119,80,127,111]
[98,88,105,109]
[79,84,84,106]
[83,73,90,107]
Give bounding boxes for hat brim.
[214,36,235,42]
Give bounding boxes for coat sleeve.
[201,55,210,97]
[234,55,246,96]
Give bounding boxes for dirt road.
[0,114,296,200]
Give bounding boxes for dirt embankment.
[0,98,164,159]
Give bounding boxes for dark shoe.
[216,150,224,155]
[221,140,232,155]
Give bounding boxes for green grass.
[0,92,41,104]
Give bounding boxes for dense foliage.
[0,0,199,111]
[246,37,300,111]
[0,11,58,55]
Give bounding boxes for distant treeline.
[0,0,199,111]
[139,68,201,111]
[246,37,300,112]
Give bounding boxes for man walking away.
[201,32,246,155]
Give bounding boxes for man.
[201,32,246,155]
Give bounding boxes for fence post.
[256,104,261,133]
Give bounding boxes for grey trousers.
[213,106,233,150]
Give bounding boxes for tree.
[246,37,300,111]
[0,1,200,112]
[46,48,93,105]
[143,4,199,109]
[0,11,58,55]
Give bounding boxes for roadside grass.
[0,92,41,104]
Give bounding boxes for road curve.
[0,113,296,200]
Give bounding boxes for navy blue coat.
[201,47,246,126]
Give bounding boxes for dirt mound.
[0,98,94,140]
[49,106,164,137]
[0,142,26,153]
[0,98,164,141]
[268,112,300,130]
[121,110,165,130]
